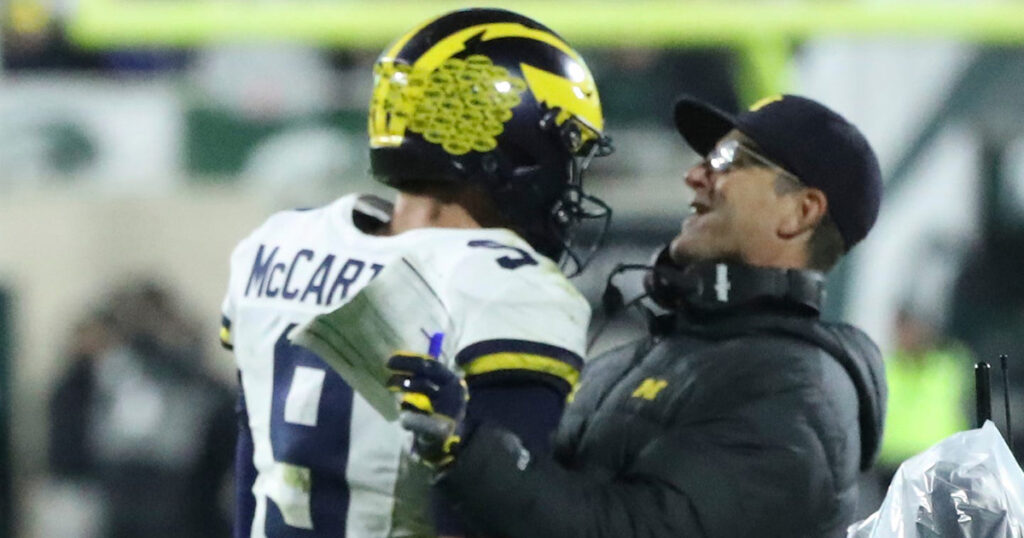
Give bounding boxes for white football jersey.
[221,194,590,538]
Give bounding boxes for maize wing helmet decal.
[369,21,604,156]
[520,62,602,149]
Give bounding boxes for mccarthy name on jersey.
[241,242,384,307]
[221,194,590,538]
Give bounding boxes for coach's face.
[670,130,807,266]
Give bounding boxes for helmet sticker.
[372,55,526,156]
[376,54,528,154]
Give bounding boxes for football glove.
[386,352,469,469]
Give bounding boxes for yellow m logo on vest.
[631,378,669,400]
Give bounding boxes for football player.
[220,8,612,537]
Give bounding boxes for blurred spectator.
[2,0,188,71]
[2,0,104,71]
[875,305,973,493]
[48,281,234,538]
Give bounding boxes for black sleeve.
[437,398,833,538]
[463,379,565,455]
[432,380,567,536]
[437,426,703,538]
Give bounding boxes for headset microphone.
[587,264,652,353]
[601,264,650,316]
[589,244,828,352]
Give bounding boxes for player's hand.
[386,352,468,469]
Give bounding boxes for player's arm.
[221,314,256,538]
[457,339,582,455]
[430,340,580,536]
[221,236,260,537]
[232,373,257,538]
[392,340,582,538]
[431,333,584,536]
[397,377,823,538]
[442,256,588,455]
[426,245,590,535]
[220,295,257,536]
[396,348,830,538]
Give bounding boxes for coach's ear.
[778,187,827,240]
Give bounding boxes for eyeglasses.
[705,139,800,184]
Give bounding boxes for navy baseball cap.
[673,94,882,250]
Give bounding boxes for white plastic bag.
[849,421,1024,538]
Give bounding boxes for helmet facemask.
[537,108,614,276]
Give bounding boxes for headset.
[589,245,826,351]
[642,246,826,315]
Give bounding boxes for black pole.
[1001,354,1013,450]
[976,362,993,428]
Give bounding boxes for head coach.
[388,94,888,538]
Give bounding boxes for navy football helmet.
[368,8,613,271]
